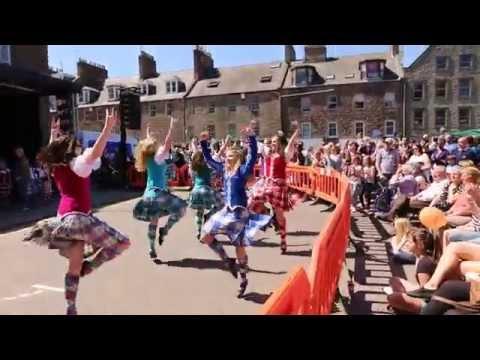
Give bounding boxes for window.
[345,73,355,79]
[0,45,11,64]
[301,97,311,113]
[459,79,472,98]
[97,108,105,121]
[362,61,384,79]
[166,103,173,115]
[300,122,312,139]
[436,56,448,71]
[150,104,157,117]
[435,80,447,99]
[166,80,177,94]
[228,104,236,112]
[249,100,259,113]
[294,66,318,87]
[140,83,157,96]
[327,95,338,110]
[227,123,237,137]
[384,92,395,108]
[353,94,365,110]
[77,91,84,105]
[207,125,216,139]
[327,122,337,138]
[460,54,473,69]
[78,88,91,105]
[413,82,424,101]
[435,109,447,128]
[385,120,396,137]
[208,102,215,113]
[326,74,335,80]
[354,122,365,138]
[413,109,425,128]
[49,96,57,112]
[107,86,120,101]
[459,108,471,129]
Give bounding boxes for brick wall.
[185,91,281,140]
[405,45,480,137]
[282,81,403,140]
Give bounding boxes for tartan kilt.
[23,212,129,255]
[189,184,224,210]
[133,189,187,222]
[250,178,292,211]
[202,205,271,247]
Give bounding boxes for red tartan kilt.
[251,178,292,211]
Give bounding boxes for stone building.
[281,45,404,143]
[405,45,480,137]
[0,45,79,160]
[184,46,288,140]
[75,51,194,145]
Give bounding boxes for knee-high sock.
[238,255,249,282]
[65,273,80,315]
[148,223,157,251]
[195,209,204,236]
[82,241,129,276]
[163,203,186,235]
[208,239,229,262]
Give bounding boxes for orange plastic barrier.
[260,265,311,315]
[259,165,351,315]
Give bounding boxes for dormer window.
[260,75,272,83]
[0,45,11,65]
[166,80,177,94]
[140,82,157,96]
[77,88,92,105]
[107,86,121,101]
[360,60,385,80]
[293,66,321,87]
[207,81,220,88]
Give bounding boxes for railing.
[260,165,351,315]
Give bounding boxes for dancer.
[133,117,187,259]
[23,109,131,315]
[199,123,270,297]
[189,150,224,240]
[250,124,299,254]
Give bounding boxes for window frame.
[166,102,173,116]
[107,86,120,101]
[436,56,449,71]
[435,108,448,129]
[459,54,473,70]
[458,78,472,98]
[150,104,157,117]
[354,121,365,138]
[384,92,396,108]
[435,79,447,99]
[327,122,338,138]
[327,95,338,110]
[384,120,396,137]
[166,80,178,94]
[300,122,312,139]
[413,109,425,128]
[0,45,11,65]
[458,107,472,129]
[208,102,215,113]
[301,96,311,113]
[413,82,424,101]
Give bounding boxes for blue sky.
[48,45,427,78]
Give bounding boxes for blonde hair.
[462,166,480,184]
[134,137,158,172]
[225,148,243,176]
[394,218,411,245]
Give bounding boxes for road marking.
[32,284,64,293]
[1,289,44,302]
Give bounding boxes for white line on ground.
[32,284,64,293]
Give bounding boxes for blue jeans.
[448,229,480,245]
[392,250,416,264]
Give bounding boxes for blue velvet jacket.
[200,136,257,208]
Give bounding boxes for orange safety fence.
[260,265,311,315]
[260,165,351,315]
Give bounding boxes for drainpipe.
[402,80,406,137]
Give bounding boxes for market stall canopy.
[451,129,480,138]
[0,63,82,96]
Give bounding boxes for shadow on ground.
[286,231,318,237]
[241,292,272,304]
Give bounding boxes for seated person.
[390,218,415,264]
[430,166,462,213]
[389,164,417,197]
[379,166,449,221]
[385,228,436,313]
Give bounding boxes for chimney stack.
[304,45,327,63]
[391,45,400,57]
[77,59,108,91]
[193,45,216,81]
[285,45,296,64]
[139,51,158,80]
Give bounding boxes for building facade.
[281,45,405,143]
[405,45,480,137]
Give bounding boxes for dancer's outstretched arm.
[154,117,176,164]
[84,107,118,164]
[199,131,223,174]
[240,126,257,177]
[285,121,299,162]
[49,118,61,144]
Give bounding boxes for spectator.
[407,144,431,181]
[375,138,400,183]
[13,146,32,210]
[446,154,458,175]
[431,137,448,166]
[325,144,343,172]
[444,134,458,155]
[346,155,364,210]
[359,156,377,210]
[455,137,476,163]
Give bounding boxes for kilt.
[23,212,129,256]
[189,184,224,210]
[133,188,187,222]
[250,178,292,211]
[202,205,271,247]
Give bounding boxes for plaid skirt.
[202,205,271,247]
[133,188,187,222]
[189,184,224,210]
[23,212,129,256]
[250,178,293,211]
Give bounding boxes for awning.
[0,63,82,96]
[451,129,480,138]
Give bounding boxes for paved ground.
[0,195,331,315]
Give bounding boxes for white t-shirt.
[414,179,449,202]
[69,148,101,178]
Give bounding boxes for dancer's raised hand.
[200,131,210,142]
[105,107,118,130]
